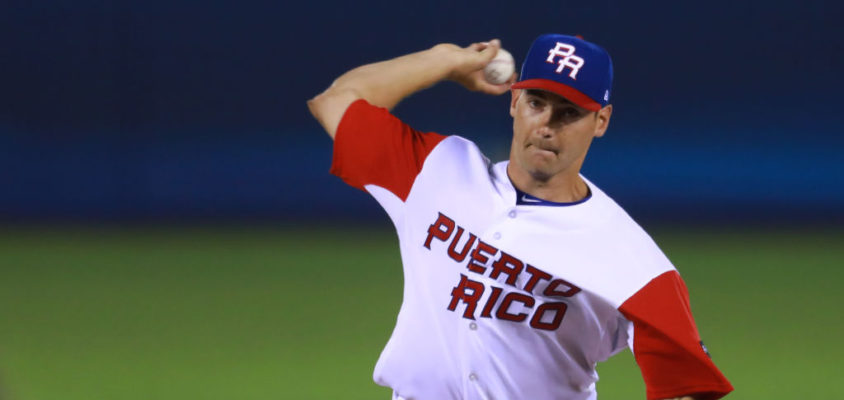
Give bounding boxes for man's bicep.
[329,99,446,202]
[307,88,361,139]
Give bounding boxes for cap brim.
[511,79,602,112]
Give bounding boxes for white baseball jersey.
[331,99,733,400]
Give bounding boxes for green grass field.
[0,225,842,399]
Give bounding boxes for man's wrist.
[429,43,467,82]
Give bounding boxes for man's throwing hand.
[441,39,516,95]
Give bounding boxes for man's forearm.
[325,44,459,111]
[307,40,509,139]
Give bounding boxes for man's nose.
[536,124,554,138]
[539,109,555,127]
[539,110,562,133]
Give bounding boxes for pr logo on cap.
[545,43,585,79]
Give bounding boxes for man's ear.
[510,89,521,118]
[594,104,613,138]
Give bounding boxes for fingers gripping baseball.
[448,39,515,95]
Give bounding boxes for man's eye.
[563,108,580,117]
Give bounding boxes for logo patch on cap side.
[545,42,585,80]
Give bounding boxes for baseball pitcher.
[307,34,733,400]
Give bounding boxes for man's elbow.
[306,87,361,139]
[306,91,328,122]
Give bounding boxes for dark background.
[1,0,842,225]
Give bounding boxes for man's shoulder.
[422,134,492,169]
[583,179,674,267]
[406,135,506,204]
[430,134,483,151]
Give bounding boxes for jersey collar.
[514,186,592,207]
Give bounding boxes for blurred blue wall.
[1,0,842,224]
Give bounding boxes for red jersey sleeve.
[330,99,447,202]
[619,271,734,400]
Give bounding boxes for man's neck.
[506,163,590,203]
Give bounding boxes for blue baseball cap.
[512,34,613,112]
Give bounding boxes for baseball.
[483,48,515,85]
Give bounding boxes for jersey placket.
[457,205,525,400]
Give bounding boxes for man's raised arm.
[306,39,514,139]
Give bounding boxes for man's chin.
[509,158,560,183]
[527,168,554,183]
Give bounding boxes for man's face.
[508,89,612,183]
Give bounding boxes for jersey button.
[468,373,478,381]
[492,232,501,240]
[508,210,517,218]
[469,322,478,330]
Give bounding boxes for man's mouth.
[528,142,558,155]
